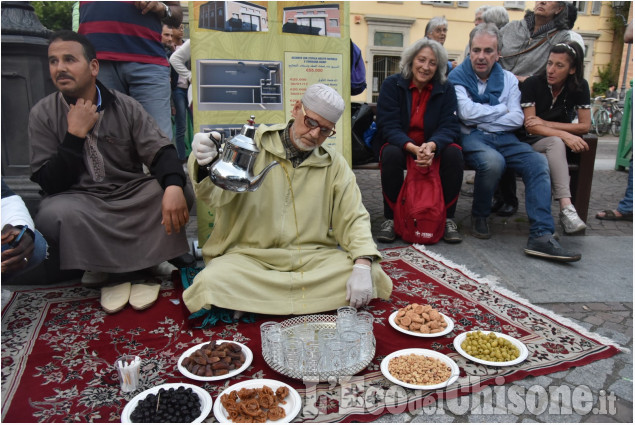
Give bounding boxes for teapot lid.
[228,115,259,152]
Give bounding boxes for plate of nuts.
[453,330,528,367]
[380,348,460,390]
[388,304,454,337]
[178,340,253,381]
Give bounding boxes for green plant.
[592,66,617,97]
[31,1,74,31]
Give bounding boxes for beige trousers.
[532,136,571,200]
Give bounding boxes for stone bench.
[351,103,598,226]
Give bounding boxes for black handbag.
[351,102,376,165]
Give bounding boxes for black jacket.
[372,73,460,158]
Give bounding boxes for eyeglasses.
[301,105,336,137]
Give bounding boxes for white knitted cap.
[301,83,345,124]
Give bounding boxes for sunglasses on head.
[301,104,336,137]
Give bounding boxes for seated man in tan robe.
[29,30,193,293]
[186,84,392,319]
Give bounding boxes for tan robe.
[29,88,190,273]
[183,123,392,315]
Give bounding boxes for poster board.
[190,1,351,244]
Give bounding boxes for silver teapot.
[207,115,279,192]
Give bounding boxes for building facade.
[198,1,268,32]
[282,4,341,37]
[350,1,631,103]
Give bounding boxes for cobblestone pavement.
[349,136,633,423]
[180,137,632,423]
[179,137,631,423]
[356,166,633,240]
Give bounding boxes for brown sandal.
[595,210,633,221]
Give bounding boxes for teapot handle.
[208,130,225,152]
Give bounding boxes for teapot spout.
[247,161,279,191]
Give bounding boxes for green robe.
[184,123,392,315]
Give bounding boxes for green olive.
[462,331,519,362]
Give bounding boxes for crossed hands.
[406,141,436,168]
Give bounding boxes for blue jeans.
[172,87,192,160]
[98,61,173,139]
[1,229,47,282]
[461,129,554,238]
[617,159,633,214]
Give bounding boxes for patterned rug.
[1,245,621,423]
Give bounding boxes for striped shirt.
[78,1,168,67]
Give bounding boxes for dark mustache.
[56,73,74,81]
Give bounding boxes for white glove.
[346,264,373,308]
[191,131,220,166]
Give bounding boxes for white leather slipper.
[129,282,161,311]
[100,282,131,314]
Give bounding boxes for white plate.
[388,310,454,337]
[213,379,301,423]
[380,348,460,390]
[453,331,529,367]
[121,383,212,423]
[178,340,253,381]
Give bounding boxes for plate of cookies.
[388,303,454,337]
[178,340,253,381]
[213,379,301,423]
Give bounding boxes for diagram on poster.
[197,59,283,111]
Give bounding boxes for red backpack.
[385,155,446,245]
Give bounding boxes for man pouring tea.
[185,84,392,319]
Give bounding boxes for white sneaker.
[148,261,177,276]
[81,270,109,286]
[559,205,587,234]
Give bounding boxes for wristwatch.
[162,2,172,19]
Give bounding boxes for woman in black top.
[519,41,591,234]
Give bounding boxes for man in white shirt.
[448,24,581,262]
[1,179,47,281]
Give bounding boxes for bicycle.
[607,98,623,137]
[592,96,611,136]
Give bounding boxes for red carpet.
[1,245,620,422]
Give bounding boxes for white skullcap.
[301,83,345,124]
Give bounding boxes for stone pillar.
[1,1,55,213]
